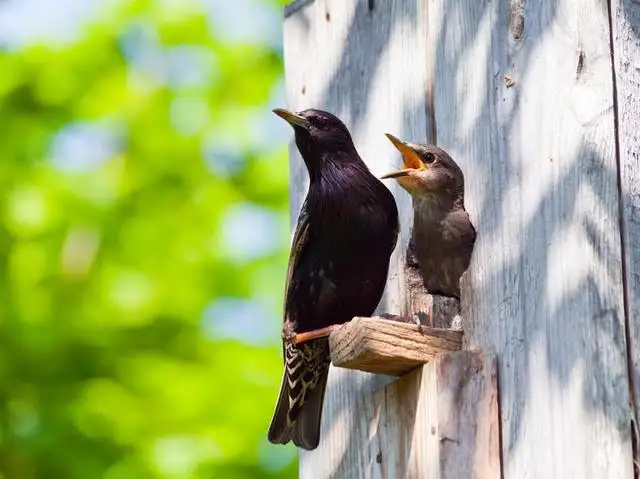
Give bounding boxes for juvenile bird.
[380,134,475,299]
[269,108,398,450]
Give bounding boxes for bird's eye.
[423,153,436,164]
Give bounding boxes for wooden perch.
[328,316,463,376]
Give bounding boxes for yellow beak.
[272,108,311,130]
[380,133,425,179]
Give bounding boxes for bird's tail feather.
[268,340,330,450]
[290,365,328,450]
[268,369,293,445]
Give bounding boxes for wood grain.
[329,317,462,376]
[433,0,634,477]
[405,260,462,329]
[611,0,640,464]
[355,351,500,478]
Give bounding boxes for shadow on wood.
[359,350,501,478]
[285,0,637,476]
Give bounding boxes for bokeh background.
[0,0,295,477]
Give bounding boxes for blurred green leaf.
[0,1,294,478]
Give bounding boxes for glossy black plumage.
[268,108,398,450]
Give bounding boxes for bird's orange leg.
[293,325,341,345]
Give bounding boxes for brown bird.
[380,134,475,299]
[268,109,398,450]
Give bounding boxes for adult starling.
[268,108,399,450]
[380,134,475,299]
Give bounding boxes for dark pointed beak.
[273,108,311,130]
[379,133,425,180]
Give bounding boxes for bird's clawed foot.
[293,325,340,345]
[282,322,298,343]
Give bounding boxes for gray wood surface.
[443,0,633,477]
[283,0,636,477]
[611,0,640,462]
[355,351,500,478]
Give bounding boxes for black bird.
[268,108,398,450]
[380,134,475,299]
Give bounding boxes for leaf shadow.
[287,0,637,474]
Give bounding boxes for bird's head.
[273,108,356,160]
[380,133,464,202]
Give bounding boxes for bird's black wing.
[282,201,311,313]
[269,200,328,450]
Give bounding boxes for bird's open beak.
[273,108,311,130]
[379,133,425,179]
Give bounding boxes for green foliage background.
[0,0,295,477]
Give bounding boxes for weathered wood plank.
[429,0,633,477]
[284,0,634,477]
[437,352,501,479]
[329,317,463,376]
[405,260,462,329]
[611,0,640,465]
[355,351,500,478]
[282,1,432,476]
